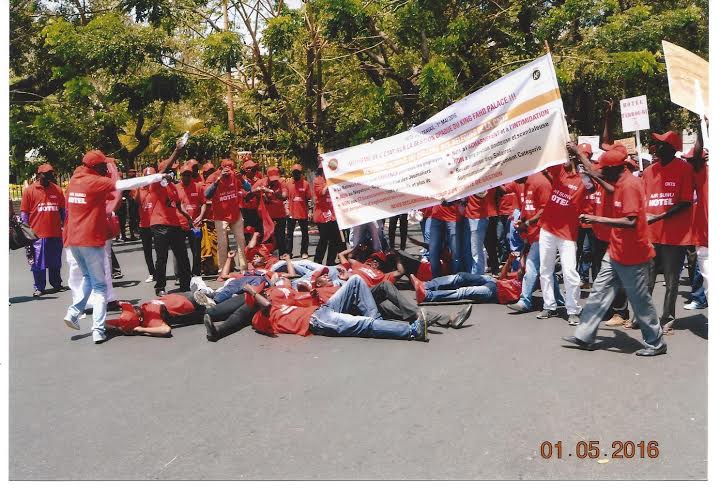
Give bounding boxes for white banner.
[620,95,650,132]
[578,135,600,153]
[321,54,571,229]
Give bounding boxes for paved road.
[9,227,707,480]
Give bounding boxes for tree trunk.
[223,0,236,133]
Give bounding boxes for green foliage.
[202,31,247,71]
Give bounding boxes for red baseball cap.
[82,150,108,167]
[682,147,708,160]
[267,167,280,181]
[311,267,330,287]
[37,163,54,174]
[179,163,193,174]
[201,162,215,173]
[186,159,199,168]
[292,164,303,172]
[369,251,387,263]
[577,143,593,157]
[127,168,137,174]
[243,159,259,170]
[651,131,682,152]
[597,144,628,168]
[220,159,235,169]
[143,167,157,176]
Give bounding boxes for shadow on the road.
[113,280,141,288]
[10,295,58,304]
[70,332,93,341]
[596,329,646,354]
[114,246,144,254]
[672,313,708,340]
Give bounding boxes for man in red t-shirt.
[20,163,66,296]
[536,148,593,325]
[462,189,497,275]
[428,201,463,277]
[642,131,694,331]
[136,167,157,283]
[63,149,166,343]
[685,143,708,299]
[312,162,344,265]
[253,166,289,255]
[285,164,312,258]
[204,158,250,272]
[239,157,264,231]
[177,164,205,276]
[562,145,666,356]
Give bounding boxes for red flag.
[257,198,275,243]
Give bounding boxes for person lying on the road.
[247,274,431,341]
[337,247,405,286]
[105,293,205,338]
[410,254,523,305]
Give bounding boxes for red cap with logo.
[201,162,215,173]
[311,267,330,287]
[243,159,259,170]
[597,143,628,168]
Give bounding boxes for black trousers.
[128,202,139,239]
[110,248,121,274]
[139,227,155,277]
[649,243,686,326]
[117,207,128,239]
[273,217,287,255]
[593,239,629,317]
[186,229,202,277]
[241,208,262,236]
[286,218,309,256]
[152,224,191,292]
[496,215,511,264]
[484,216,500,274]
[371,280,450,326]
[205,295,257,339]
[314,220,344,265]
[388,214,408,250]
[576,227,595,282]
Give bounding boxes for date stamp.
[540,441,660,459]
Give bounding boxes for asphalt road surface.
[9,226,707,480]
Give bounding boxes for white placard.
[620,95,650,133]
[578,135,600,153]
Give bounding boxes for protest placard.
[615,137,637,155]
[321,54,570,229]
[620,96,650,133]
[578,136,600,153]
[662,40,709,116]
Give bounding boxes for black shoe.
[156,289,167,297]
[204,314,218,342]
[449,305,472,329]
[561,335,595,351]
[107,301,121,312]
[50,285,69,293]
[635,344,667,357]
[537,309,559,319]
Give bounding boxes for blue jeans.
[518,241,564,310]
[576,228,593,283]
[214,275,268,304]
[66,246,107,336]
[309,276,413,339]
[690,262,708,305]
[271,260,344,287]
[424,272,497,303]
[351,221,381,251]
[463,218,489,274]
[508,209,524,252]
[420,217,432,259]
[429,218,462,277]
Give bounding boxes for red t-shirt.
[520,172,552,243]
[497,185,518,216]
[269,303,318,336]
[177,181,204,220]
[592,188,613,243]
[539,165,585,241]
[313,176,336,223]
[20,182,65,238]
[149,182,182,227]
[140,294,196,327]
[315,285,340,303]
[503,181,525,211]
[286,178,312,219]
[692,163,708,247]
[206,171,240,222]
[609,170,655,266]
[464,189,497,219]
[642,158,694,245]
[343,259,396,288]
[579,190,598,229]
[253,178,288,219]
[64,166,117,247]
[496,278,522,304]
[240,172,264,209]
[430,203,461,222]
[137,188,154,228]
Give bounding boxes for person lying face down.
[105,293,205,338]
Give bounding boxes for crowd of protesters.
[15,117,708,355]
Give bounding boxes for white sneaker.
[145,275,154,283]
[92,330,107,344]
[63,313,80,330]
[193,290,216,307]
[683,300,707,310]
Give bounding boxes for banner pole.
[635,129,642,162]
